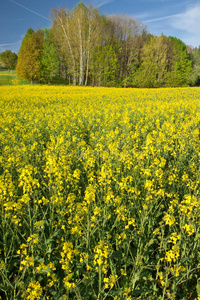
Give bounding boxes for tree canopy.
[0,50,18,71]
[16,29,44,83]
[13,1,200,87]
[41,28,59,83]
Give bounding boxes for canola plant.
[1,86,200,299]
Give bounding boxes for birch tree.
[51,2,103,86]
[52,8,77,85]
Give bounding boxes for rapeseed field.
[1,85,200,299]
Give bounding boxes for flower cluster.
[1,85,200,299]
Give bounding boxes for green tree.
[16,29,44,83]
[0,50,18,72]
[41,28,59,83]
[132,35,192,88]
[107,15,148,87]
[168,37,192,86]
[91,43,119,86]
[133,35,174,87]
[19,28,35,50]
[51,2,148,87]
[52,2,105,86]
[189,47,200,86]
[121,32,151,87]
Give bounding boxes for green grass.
[0,69,69,86]
[0,69,29,85]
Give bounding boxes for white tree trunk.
[58,14,77,85]
[85,22,91,86]
[78,17,84,86]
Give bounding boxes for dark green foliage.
[91,44,120,87]
[41,28,59,83]
[168,36,192,86]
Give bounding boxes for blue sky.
[1,0,200,54]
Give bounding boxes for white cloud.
[141,3,200,47]
[144,13,179,23]
[9,0,50,21]
[133,12,151,20]
[0,42,20,47]
[171,4,200,34]
[93,0,114,8]
[139,0,174,2]
[0,40,22,53]
[169,3,200,46]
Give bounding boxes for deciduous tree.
[168,37,192,86]
[133,35,174,87]
[132,35,192,88]
[41,28,59,83]
[189,47,200,86]
[0,50,18,72]
[107,15,148,87]
[51,2,104,86]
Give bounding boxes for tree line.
[1,1,200,87]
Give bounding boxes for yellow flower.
[183,224,195,236]
[94,206,101,216]
[169,232,180,244]
[26,281,42,300]
[164,245,180,263]
[163,213,175,227]
[120,268,127,276]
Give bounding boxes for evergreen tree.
[16,29,44,83]
[19,28,35,50]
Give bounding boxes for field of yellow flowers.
[1,85,200,299]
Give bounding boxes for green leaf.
[196,280,200,295]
